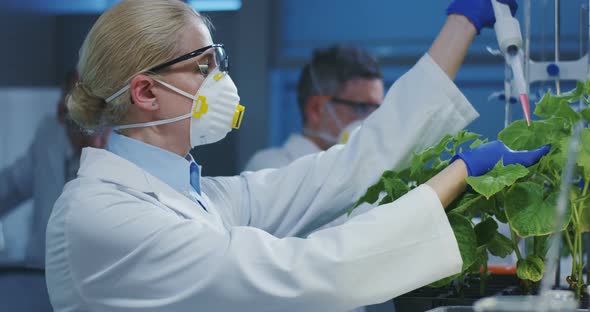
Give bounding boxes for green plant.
[352,81,590,298]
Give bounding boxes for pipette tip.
[519,93,532,127]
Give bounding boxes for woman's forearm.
[428,14,477,80]
[425,159,468,208]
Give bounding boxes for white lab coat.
[246,136,373,312]
[245,133,321,172]
[0,116,75,268]
[46,54,479,312]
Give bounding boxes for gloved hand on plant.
[447,0,518,34]
[452,140,550,177]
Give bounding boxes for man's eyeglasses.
[330,97,380,116]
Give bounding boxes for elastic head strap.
[155,79,195,100]
[112,112,192,131]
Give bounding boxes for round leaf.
[466,161,529,199]
[448,213,478,271]
[505,182,572,237]
[475,218,498,247]
[534,91,581,124]
[498,119,570,151]
[487,233,513,258]
[516,255,545,282]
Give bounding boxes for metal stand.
[522,0,590,293]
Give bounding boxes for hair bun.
[67,82,107,131]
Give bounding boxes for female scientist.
[45,0,545,311]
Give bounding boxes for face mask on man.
[303,63,361,147]
[303,101,355,145]
[112,67,244,148]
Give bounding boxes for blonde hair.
[68,0,209,131]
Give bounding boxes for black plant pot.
[394,274,589,312]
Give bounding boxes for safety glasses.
[106,44,229,103]
[330,97,380,117]
[149,44,229,74]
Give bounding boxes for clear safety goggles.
[149,44,229,75]
[105,44,229,103]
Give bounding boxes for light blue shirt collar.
[107,131,200,195]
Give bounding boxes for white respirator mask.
[337,119,362,144]
[111,67,244,148]
[303,103,361,145]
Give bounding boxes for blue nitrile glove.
[447,0,518,34]
[452,140,550,177]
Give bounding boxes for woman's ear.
[129,74,159,111]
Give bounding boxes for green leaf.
[581,108,590,123]
[571,81,585,99]
[353,179,383,208]
[554,102,582,124]
[475,197,498,217]
[534,91,560,119]
[382,176,410,202]
[428,273,460,288]
[422,134,453,158]
[495,208,509,224]
[498,118,570,150]
[453,130,480,147]
[576,129,590,179]
[517,255,545,282]
[475,218,498,247]
[581,205,590,233]
[467,246,488,273]
[410,135,453,179]
[378,194,393,206]
[448,213,478,271]
[415,134,453,163]
[466,161,529,199]
[540,139,568,175]
[533,91,581,124]
[533,235,550,258]
[577,192,590,232]
[469,138,488,149]
[505,182,572,237]
[487,232,513,258]
[448,193,481,214]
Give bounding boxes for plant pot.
[394,273,589,312]
[394,275,519,312]
[426,307,589,312]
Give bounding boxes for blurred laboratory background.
[0,0,587,310]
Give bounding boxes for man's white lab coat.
[245,133,321,172]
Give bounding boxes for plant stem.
[480,264,488,297]
[576,226,584,299]
[577,227,583,297]
[565,228,576,278]
[536,173,556,187]
[510,229,523,261]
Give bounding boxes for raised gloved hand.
[452,140,550,177]
[447,0,518,34]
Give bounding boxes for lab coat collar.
[78,147,155,193]
[283,133,322,161]
[107,131,197,195]
[77,148,209,221]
